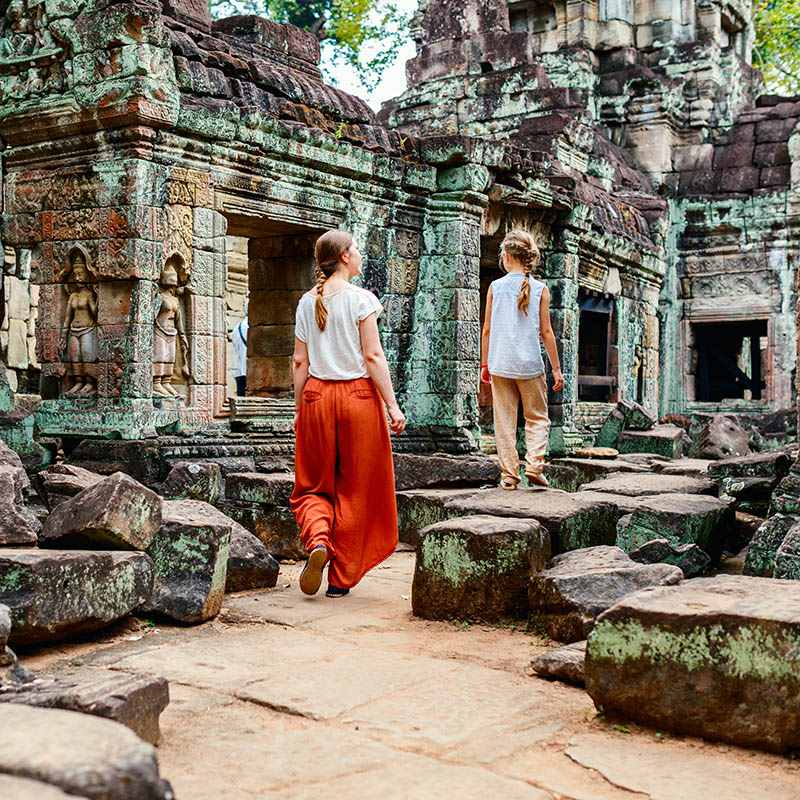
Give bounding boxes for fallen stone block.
[395,488,481,547]
[689,415,750,460]
[574,491,645,519]
[37,464,102,509]
[718,475,773,516]
[0,672,169,746]
[0,468,37,547]
[142,500,231,623]
[595,399,657,449]
[39,473,162,551]
[529,546,682,643]
[0,602,10,660]
[616,453,674,467]
[225,472,294,505]
[0,439,30,494]
[444,488,618,554]
[226,524,280,592]
[743,513,800,577]
[159,461,222,504]
[549,457,648,489]
[0,705,174,799]
[0,550,154,645]
[0,775,83,799]
[617,425,684,459]
[774,524,800,581]
[219,500,304,559]
[585,575,800,752]
[707,450,792,482]
[573,447,618,459]
[393,452,500,490]
[531,641,586,685]
[615,493,732,562]
[412,515,550,621]
[541,463,579,493]
[628,538,711,578]
[580,473,715,497]
[656,458,713,477]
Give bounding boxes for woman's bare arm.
[359,312,406,434]
[539,287,563,391]
[480,285,492,385]
[292,337,310,434]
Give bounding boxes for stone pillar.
[408,183,486,445]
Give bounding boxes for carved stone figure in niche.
[153,256,192,398]
[59,249,98,396]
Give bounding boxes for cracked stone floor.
[20,549,800,800]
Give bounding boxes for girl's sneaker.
[299,546,328,595]
[500,479,517,491]
[525,471,549,488]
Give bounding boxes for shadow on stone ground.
[19,551,800,800]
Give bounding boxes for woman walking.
[290,230,406,597]
[480,229,563,489]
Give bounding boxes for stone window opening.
[577,289,616,402]
[693,320,767,403]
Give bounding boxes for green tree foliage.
[209,0,410,91]
[753,1,800,95]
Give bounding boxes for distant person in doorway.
[480,229,563,490]
[290,230,406,598]
[232,300,248,396]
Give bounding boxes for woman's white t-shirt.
[294,284,384,380]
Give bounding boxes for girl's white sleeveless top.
[488,273,546,379]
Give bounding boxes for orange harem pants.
[290,377,398,590]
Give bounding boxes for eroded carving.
[153,255,192,398]
[59,248,98,396]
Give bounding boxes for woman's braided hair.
[499,229,541,315]
[312,230,354,331]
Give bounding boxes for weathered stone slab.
[580,473,715,497]
[445,488,618,554]
[0,775,82,799]
[585,575,800,752]
[0,672,169,746]
[159,461,222,504]
[39,473,162,551]
[142,500,231,623]
[689,415,751,460]
[529,546,682,643]
[0,705,174,799]
[628,538,711,578]
[218,500,304,559]
[774,524,800,581]
[707,450,792,482]
[411,515,549,621]
[617,425,684,459]
[0,550,154,645]
[616,453,673,467]
[574,491,645,518]
[531,640,586,685]
[395,488,481,547]
[743,513,800,577]
[718,475,773,516]
[225,472,294,505]
[37,464,102,509]
[0,439,30,495]
[549,457,648,488]
[573,447,618,459]
[656,458,713,477]
[541,463,579,492]
[393,452,500,490]
[615,493,733,562]
[595,399,657,449]
[226,524,280,592]
[0,467,37,546]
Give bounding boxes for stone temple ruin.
[0,0,796,463]
[2,0,800,793]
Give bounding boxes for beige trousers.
[491,374,550,486]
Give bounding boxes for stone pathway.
[21,550,800,800]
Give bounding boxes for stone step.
[585,575,800,752]
[411,514,549,621]
[0,550,153,645]
[393,452,500,490]
[616,425,684,459]
[579,472,716,497]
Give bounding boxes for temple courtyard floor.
[19,549,800,800]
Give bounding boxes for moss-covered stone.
[743,513,800,577]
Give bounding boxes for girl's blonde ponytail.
[312,230,355,331]
[499,230,541,315]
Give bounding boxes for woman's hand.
[551,369,564,392]
[292,409,299,435]
[387,403,406,435]
[480,366,491,385]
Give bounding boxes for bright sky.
[321,0,419,112]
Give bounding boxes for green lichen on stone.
[590,618,800,686]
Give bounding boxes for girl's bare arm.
[539,287,564,391]
[359,312,406,434]
[480,286,493,384]
[292,337,310,433]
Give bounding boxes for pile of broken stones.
[0,447,284,799]
[409,401,800,754]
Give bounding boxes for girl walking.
[290,230,406,597]
[480,229,563,489]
